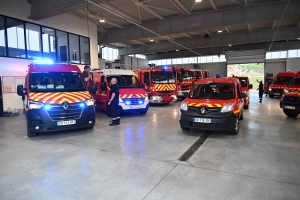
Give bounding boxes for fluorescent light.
[218,29,223,33]
[150,39,154,42]
[228,44,232,46]
[100,19,105,23]
[298,38,300,40]
[176,50,179,51]
[196,0,202,2]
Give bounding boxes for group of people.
[82,66,120,126]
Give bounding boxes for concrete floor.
[0,92,300,200]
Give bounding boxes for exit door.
[0,77,4,117]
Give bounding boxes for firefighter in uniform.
[108,78,120,126]
[257,80,264,103]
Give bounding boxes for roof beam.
[119,26,300,55]
[248,24,251,31]
[209,0,217,10]
[170,0,190,14]
[225,27,230,33]
[272,21,277,29]
[98,1,300,44]
[76,9,124,29]
[244,0,247,5]
[28,0,115,20]
[183,33,191,38]
[139,4,164,20]
[131,40,145,45]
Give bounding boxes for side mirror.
[100,82,107,91]
[239,93,246,98]
[249,84,253,89]
[89,84,98,94]
[17,85,25,96]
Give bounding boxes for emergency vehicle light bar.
[33,59,54,64]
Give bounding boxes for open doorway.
[227,63,264,90]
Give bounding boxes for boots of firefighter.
[109,120,118,126]
[259,99,262,103]
[116,118,120,125]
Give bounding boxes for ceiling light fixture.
[298,38,300,40]
[150,38,154,42]
[195,0,202,2]
[218,29,223,33]
[100,18,105,23]
[228,44,232,46]
[176,50,179,51]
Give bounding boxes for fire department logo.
[62,102,70,110]
[200,107,207,114]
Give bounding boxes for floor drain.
[179,131,211,161]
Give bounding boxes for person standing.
[257,80,264,103]
[108,78,120,126]
[82,66,92,87]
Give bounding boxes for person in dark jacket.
[108,78,120,126]
[257,80,264,103]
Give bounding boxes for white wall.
[0,0,98,110]
[287,58,300,72]
[265,60,287,76]
[121,55,148,69]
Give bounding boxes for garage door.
[225,49,266,64]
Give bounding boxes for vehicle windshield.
[30,72,86,92]
[237,78,248,87]
[107,75,141,88]
[181,71,193,80]
[290,77,300,85]
[189,83,235,99]
[273,77,293,84]
[152,72,176,84]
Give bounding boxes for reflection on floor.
[0,92,299,200]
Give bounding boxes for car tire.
[27,123,37,137]
[180,122,189,130]
[283,109,300,117]
[269,95,274,98]
[229,118,239,135]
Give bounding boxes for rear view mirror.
[89,84,98,94]
[100,82,107,91]
[239,93,246,99]
[17,85,25,96]
[249,84,253,89]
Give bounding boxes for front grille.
[46,103,83,121]
[122,98,144,105]
[272,88,284,92]
[188,107,221,115]
[189,122,222,129]
[283,96,299,103]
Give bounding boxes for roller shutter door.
[225,49,266,64]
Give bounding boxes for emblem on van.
[200,107,206,114]
[62,102,69,110]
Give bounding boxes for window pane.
[207,56,212,63]
[69,34,79,63]
[42,27,56,61]
[80,37,90,65]
[266,52,271,59]
[26,23,41,59]
[189,57,195,63]
[272,52,280,59]
[172,58,177,64]
[161,59,167,65]
[157,60,162,65]
[183,58,189,64]
[6,18,25,58]
[56,30,68,62]
[200,56,206,63]
[166,59,171,65]
[177,58,182,64]
[298,50,300,57]
[220,55,226,62]
[0,16,6,56]
[288,50,298,58]
[279,51,287,58]
[212,55,219,62]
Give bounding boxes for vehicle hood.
[270,83,287,88]
[29,91,91,104]
[119,88,147,98]
[285,86,300,92]
[284,91,300,97]
[184,98,235,108]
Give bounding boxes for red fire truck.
[17,61,97,137]
[268,71,296,98]
[173,68,194,99]
[133,68,178,104]
[91,69,149,116]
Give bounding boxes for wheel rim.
[235,118,239,132]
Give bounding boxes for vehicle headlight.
[269,88,272,91]
[28,101,43,109]
[180,101,188,111]
[284,89,289,93]
[221,103,234,113]
[85,98,94,106]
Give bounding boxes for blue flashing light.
[33,59,54,64]
[138,100,143,105]
[44,105,51,110]
[125,101,131,105]
[163,66,168,70]
[79,103,85,108]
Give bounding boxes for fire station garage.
[1,0,300,199]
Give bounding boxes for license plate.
[193,118,212,123]
[183,92,188,96]
[274,93,280,95]
[130,106,140,109]
[57,120,76,126]
[284,106,295,110]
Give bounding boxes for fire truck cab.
[179,78,246,135]
[92,69,149,116]
[134,68,177,104]
[174,68,194,99]
[268,72,296,98]
[17,62,97,137]
[190,69,203,82]
[203,70,210,78]
[280,71,300,117]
